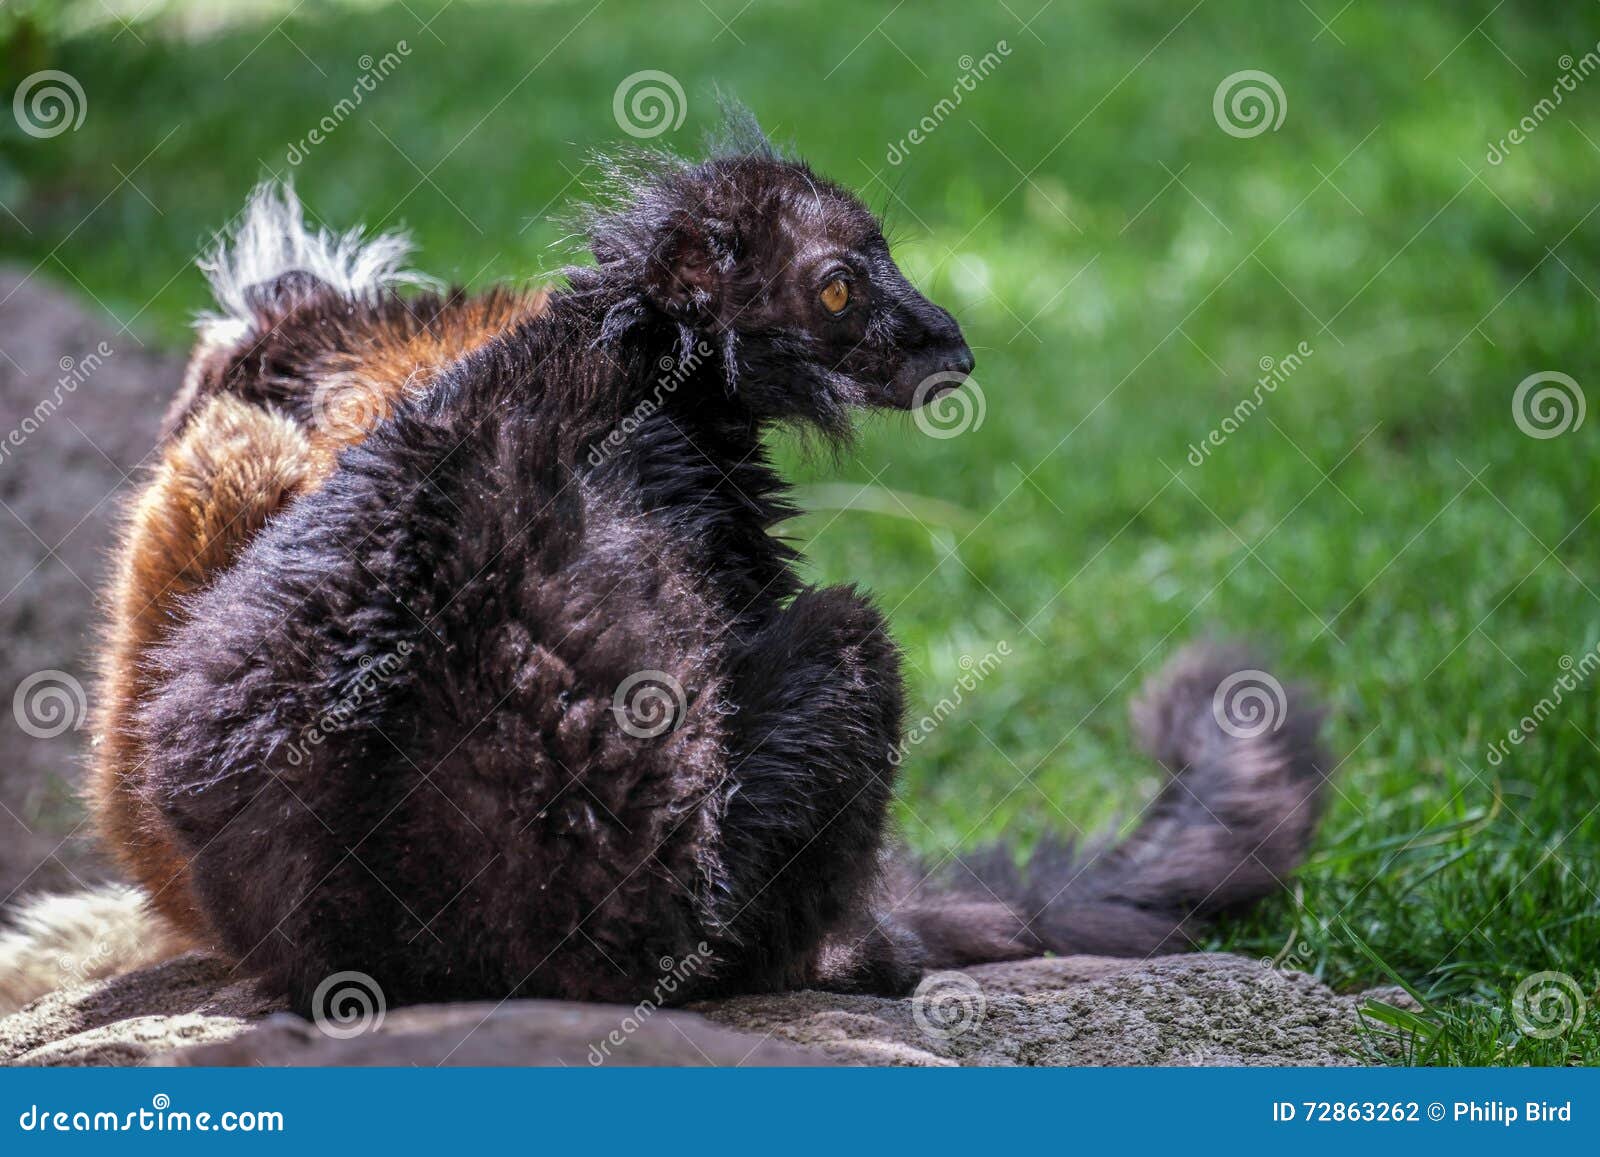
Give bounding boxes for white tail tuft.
[196,181,433,333]
[0,884,187,1016]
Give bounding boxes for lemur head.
[574,114,974,436]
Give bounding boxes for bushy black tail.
[894,641,1330,964]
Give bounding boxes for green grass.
[3,0,1597,1065]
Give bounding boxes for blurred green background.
[2,0,1597,1064]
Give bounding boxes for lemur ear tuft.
[642,210,728,322]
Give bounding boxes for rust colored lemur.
[80,124,1328,1015]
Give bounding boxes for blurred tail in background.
[890,641,1330,966]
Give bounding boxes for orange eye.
[819,277,851,314]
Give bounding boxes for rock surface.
[0,952,1399,1067]
[0,269,178,903]
[0,954,277,1067]
[170,1003,821,1067]
[702,954,1399,1066]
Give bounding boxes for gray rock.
[0,952,1403,1067]
[167,1003,822,1068]
[0,953,278,1067]
[699,954,1407,1066]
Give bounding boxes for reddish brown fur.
[164,286,545,442]
[92,396,316,942]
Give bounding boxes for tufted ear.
[641,210,727,322]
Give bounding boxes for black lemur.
[89,121,1328,1015]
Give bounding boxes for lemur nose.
[924,306,974,377]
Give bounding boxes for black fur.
[142,127,1328,1015]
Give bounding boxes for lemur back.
[90,185,545,943]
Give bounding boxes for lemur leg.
[92,395,317,943]
[710,584,919,996]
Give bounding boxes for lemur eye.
[819,277,851,315]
